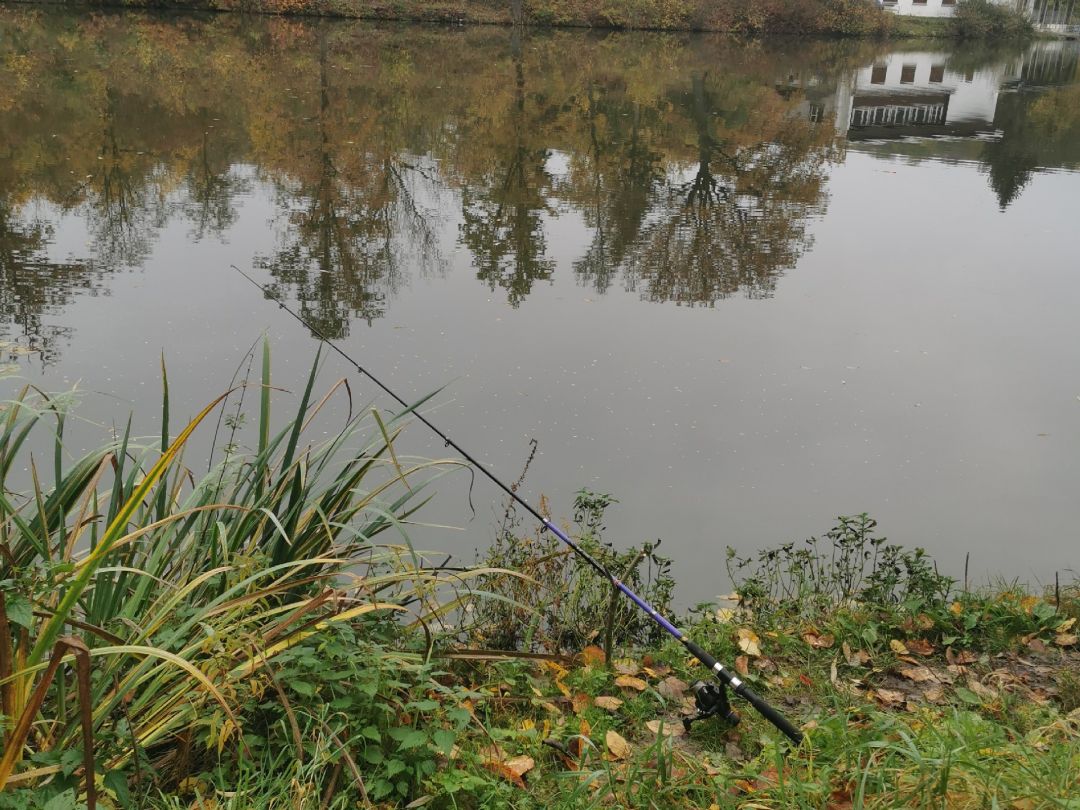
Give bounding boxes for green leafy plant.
[467,489,674,654]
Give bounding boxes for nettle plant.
[469,489,675,654]
[725,514,954,618]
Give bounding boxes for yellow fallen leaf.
[645,719,685,738]
[594,696,624,712]
[605,729,632,760]
[613,659,640,676]
[737,628,762,657]
[889,639,909,655]
[615,675,648,691]
[1054,633,1077,647]
[950,602,964,615]
[1056,617,1077,633]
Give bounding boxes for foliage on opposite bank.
[16,0,898,36]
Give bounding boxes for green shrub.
[952,0,1034,39]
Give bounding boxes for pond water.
[2,8,1078,602]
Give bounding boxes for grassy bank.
[1,357,1077,808]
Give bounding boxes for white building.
[882,0,960,19]
[836,51,1016,140]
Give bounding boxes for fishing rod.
[233,265,803,746]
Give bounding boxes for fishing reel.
[682,680,740,733]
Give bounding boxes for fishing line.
[232,264,804,745]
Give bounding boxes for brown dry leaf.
[905,638,935,656]
[898,666,936,683]
[737,628,762,657]
[580,645,607,667]
[579,717,592,739]
[605,729,632,760]
[615,675,648,691]
[803,632,835,649]
[923,685,945,703]
[841,641,871,667]
[645,719,685,738]
[571,692,591,715]
[889,639,909,655]
[830,658,839,686]
[594,696,624,712]
[873,687,906,706]
[483,760,527,789]
[799,673,813,687]
[946,648,978,666]
[1054,633,1077,647]
[613,659,640,676]
[643,663,672,679]
[505,756,535,778]
[1020,595,1040,614]
[1027,638,1048,653]
[735,655,750,677]
[967,678,999,701]
[916,613,935,630]
[1010,800,1038,810]
[657,676,688,701]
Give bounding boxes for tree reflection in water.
[0,8,1076,355]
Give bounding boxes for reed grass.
[0,342,514,806]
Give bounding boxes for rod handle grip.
[733,683,804,745]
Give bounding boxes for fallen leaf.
[483,760,527,788]
[1054,633,1078,647]
[734,655,750,677]
[1020,595,1040,614]
[898,666,936,683]
[1027,638,1048,653]
[873,688,906,706]
[889,639,909,655]
[594,696,623,712]
[967,679,998,701]
[580,645,606,667]
[613,659,640,676]
[645,719,685,738]
[950,601,964,615]
[737,628,762,657]
[505,756,535,778]
[1057,617,1077,633]
[605,729,632,760]
[615,675,648,691]
[799,673,813,687]
[915,613,935,630]
[803,632,835,649]
[905,638,934,656]
[841,642,871,667]
[642,663,672,679]
[946,648,978,666]
[571,692,590,714]
[658,676,688,701]
[923,685,945,702]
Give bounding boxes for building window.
[929,65,945,83]
[901,64,917,84]
[871,65,888,84]
[913,0,927,4]
[942,0,955,4]
[808,103,825,123]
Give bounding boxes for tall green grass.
[0,343,510,806]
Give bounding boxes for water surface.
[2,8,1079,600]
